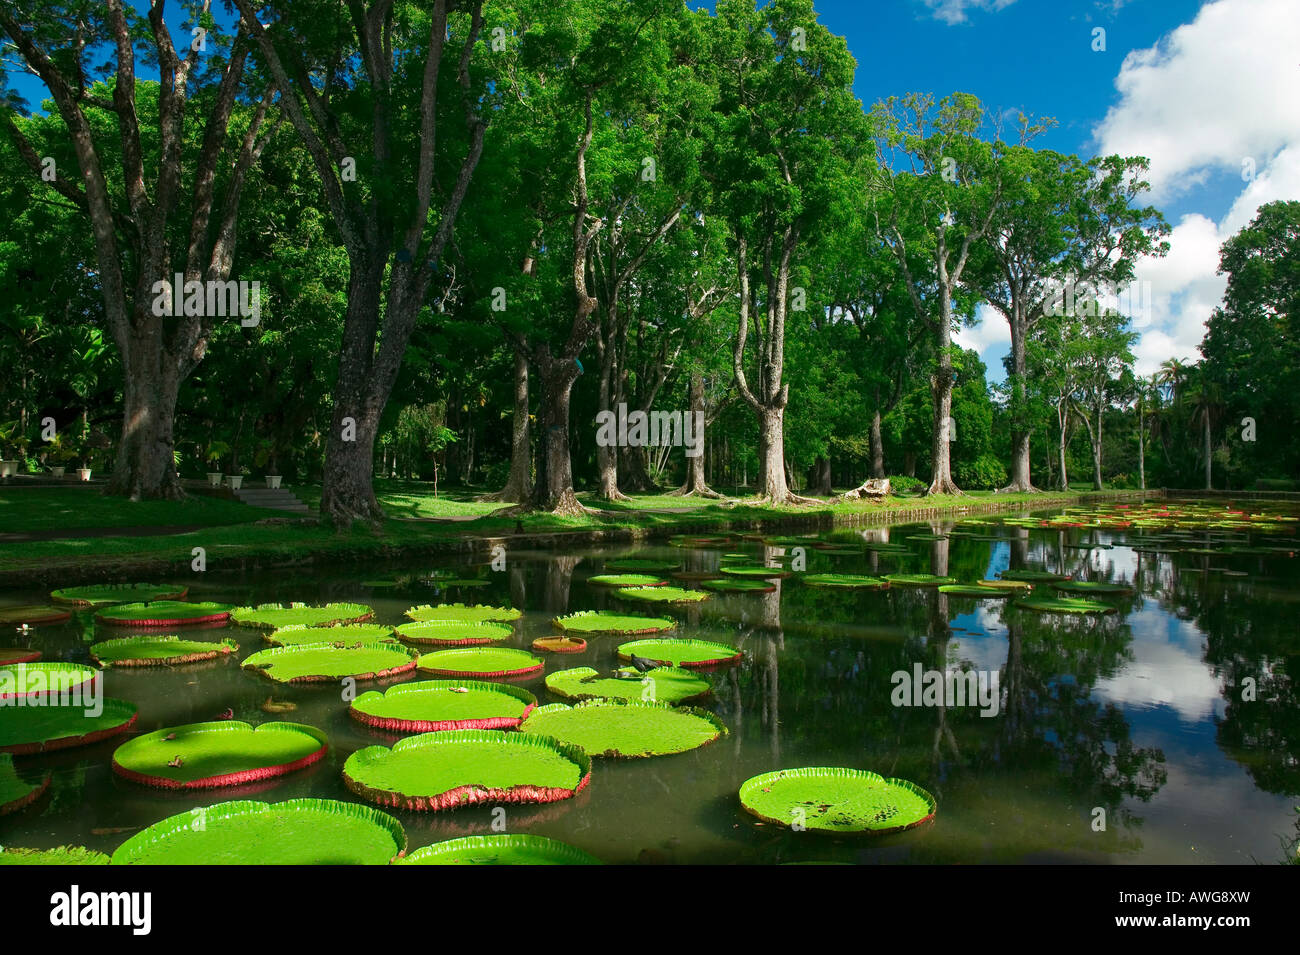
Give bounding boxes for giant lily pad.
[396,834,601,866]
[0,648,40,665]
[1052,580,1135,596]
[0,662,97,700]
[110,799,407,865]
[1014,596,1117,615]
[588,574,667,588]
[545,666,711,705]
[801,574,889,590]
[976,579,1032,592]
[0,846,110,865]
[0,698,138,755]
[1000,570,1069,583]
[605,558,679,573]
[95,601,233,627]
[614,586,709,604]
[519,700,726,758]
[343,729,590,811]
[405,603,521,624]
[0,605,72,626]
[90,635,238,667]
[937,585,1011,598]
[0,755,49,815]
[350,680,537,733]
[739,767,936,834]
[230,602,374,630]
[112,721,329,789]
[720,565,792,579]
[267,623,396,646]
[883,574,957,587]
[50,583,188,607]
[393,621,514,647]
[242,641,418,684]
[617,638,741,669]
[552,611,675,635]
[416,647,542,679]
[532,636,587,654]
[700,578,776,593]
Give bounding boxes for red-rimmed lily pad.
[230,602,374,630]
[0,648,40,665]
[0,698,138,755]
[110,799,407,865]
[588,574,667,588]
[701,577,776,593]
[606,558,680,573]
[1014,596,1117,615]
[112,721,329,790]
[0,846,109,865]
[739,767,936,834]
[519,700,727,759]
[416,647,542,680]
[1052,580,1135,596]
[802,574,889,590]
[393,620,514,647]
[614,585,709,604]
[552,611,675,635]
[95,601,233,627]
[266,623,396,646]
[0,662,98,700]
[545,666,711,705]
[720,565,792,579]
[342,729,591,812]
[0,605,72,626]
[532,635,587,654]
[976,579,1032,592]
[1000,570,1070,583]
[350,680,537,733]
[50,583,188,607]
[396,834,600,866]
[242,641,418,684]
[883,574,957,587]
[617,638,741,669]
[0,755,49,815]
[937,585,1012,598]
[405,603,521,624]
[90,635,238,667]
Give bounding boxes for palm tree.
[1184,364,1222,490]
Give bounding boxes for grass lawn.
[0,486,305,534]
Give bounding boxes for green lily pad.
[0,662,98,700]
[405,603,521,624]
[1052,581,1135,596]
[95,601,233,627]
[242,641,418,684]
[393,621,514,646]
[533,635,587,653]
[266,623,396,646]
[552,611,675,635]
[90,635,238,667]
[937,585,1011,598]
[0,605,72,625]
[416,647,542,679]
[1014,596,1117,614]
[112,721,329,789]
[545,666,711,705]
[701,577,776,593]
[976,579,1032,592]
[1000,570,1070,583]
[588,574,667,588]
[906,533,948,542]
[739,767,936,834]
[614,585,710,604]
[351,680,537,733]
[50,583,188,607]
[605,558,680,573]
[0,648,39,665]
[0,698,138,755]
[230,602,374,630]
[519,700,727,758]
[0,755,49,815]
[343,729,590,811]
[110,799,406,865]
[720,565,792,579]
[396,834,601,866]
[802,574,889,590]
[617,638,741,669]
[883,574,957,587]
[0,846,110,865]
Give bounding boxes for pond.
[3,499,1298,864]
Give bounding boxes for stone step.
[234,486,312,513]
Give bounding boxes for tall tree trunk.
[1204,411,1212,490]
[869,407,885,479]
[672,374,721,497]
[1137,401,1145,490]
[1092,404,1104,490]
[999,312,1039,493]
[480,348,530,502]
[531,346,585,515]
[809,456,832,496]
[1057,404,1070,491]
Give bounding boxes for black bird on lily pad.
[628,653,662,674]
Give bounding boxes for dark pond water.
[3,502,1299,864]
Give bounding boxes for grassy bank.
[0,483,1156,586]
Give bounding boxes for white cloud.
[954,303,1011,359]
[1093,0,1300,203]
[919,0,1017,25]
[1091,0,1300,376]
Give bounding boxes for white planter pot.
[77,468,92,482]
[226,475,243,490]
[0,461,16,478]
[207,472,224,487]
[266,475,282,489]
[50,467,66,479]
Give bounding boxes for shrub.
[953,453,1007,490]
[887,475,925,495]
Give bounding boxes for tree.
[230,0,491,524]
[1070,309,1136,490]
[1,0,276,498]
